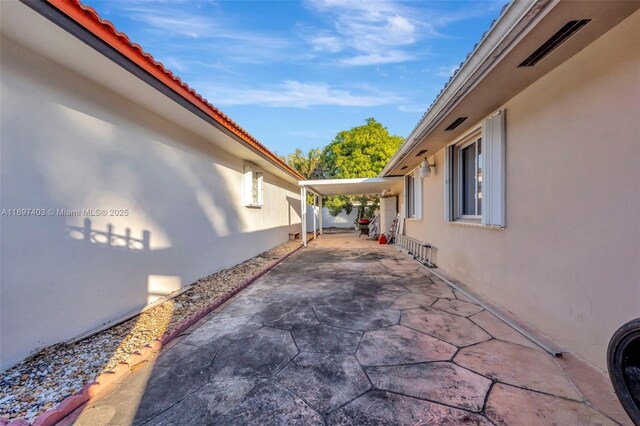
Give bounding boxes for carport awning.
[299,177,403,196]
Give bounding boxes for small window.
[445,110,505,227]
[244,165,263,207]
[251,171,262,205]
[407,172,415,218]
[404,168,422,220]
[459,137,482,218]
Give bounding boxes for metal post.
[313,194,318,240]
[318,195,323,235]
[313,193,317,240]
[301,186,307,247]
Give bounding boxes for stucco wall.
[404,10,640,370]
[0,37,301,370]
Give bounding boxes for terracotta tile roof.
[46,0,303,180]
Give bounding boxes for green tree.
[322,118,403,216]
[285,148,323,180]
[285,148,324,204]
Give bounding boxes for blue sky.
[84,0,507,156]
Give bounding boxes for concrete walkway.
[69,233,628,425]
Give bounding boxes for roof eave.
[381,0,556,177]
[42,0,304,181]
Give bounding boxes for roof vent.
[518,19,591,67]
[444,117,468,131]
[415,149,428,157]
[400,166,408,170]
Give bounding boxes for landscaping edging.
[2,243,304,426]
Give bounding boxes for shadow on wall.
[0,37,300,370]
[67,218,150,251]
[287,195,302,226]
[65,219,179,305]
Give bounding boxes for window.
[459,138,482,217]
[251,171,263,205]
[445,111,505,227]
[243,165,263,207]
[407,173,415,218]
[404,169,422,219]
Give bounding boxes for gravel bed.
[0,240,301,423]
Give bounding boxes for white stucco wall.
[0,37,301,370]
[403,11,640,370]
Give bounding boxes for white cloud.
[120,6,293,64]
[304,0,423,66]
[308,34,343,52]
[388,15,415,34]
[201,80,405,108]
[124,8,214,38]
[339,51,414,66]
[303,0,505,67]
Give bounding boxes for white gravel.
[0,240,300,423]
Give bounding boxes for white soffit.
[382,0,640,176]
[299,177,403,196]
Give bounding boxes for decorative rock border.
[2,243,304,426]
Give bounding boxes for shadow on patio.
[61,232,630,425]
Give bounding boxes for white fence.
[306,206,358,231]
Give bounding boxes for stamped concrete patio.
[67,233,629,425]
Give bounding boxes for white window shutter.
[243,165,253,206]
[444,145,454,222]
[482,110,506,227]
[257,173,264,206]
[413,167,422,220]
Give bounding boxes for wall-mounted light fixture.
[420,157,436,178]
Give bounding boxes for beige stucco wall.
[404,10,640,371]
[0,37,301,370]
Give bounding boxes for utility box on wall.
[380,196,398,236]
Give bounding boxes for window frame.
[243,164,264,208]
[456,136,482,220]
[406,172,415,219]
[404,168,422,220]
[444,110,505,228]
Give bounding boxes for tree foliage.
[285,148,323,180]
[285,148,324,204]
[321,118,403,216]
[322,118,403,179]
[284,119,403,218]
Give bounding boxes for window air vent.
[444,117,468,131]
[401,166,408,170]
[518,19,591,67]
[415,149,428,157]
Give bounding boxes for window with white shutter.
[444,110,505,227]
[404,170,422,220]
[243,165,264,207]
